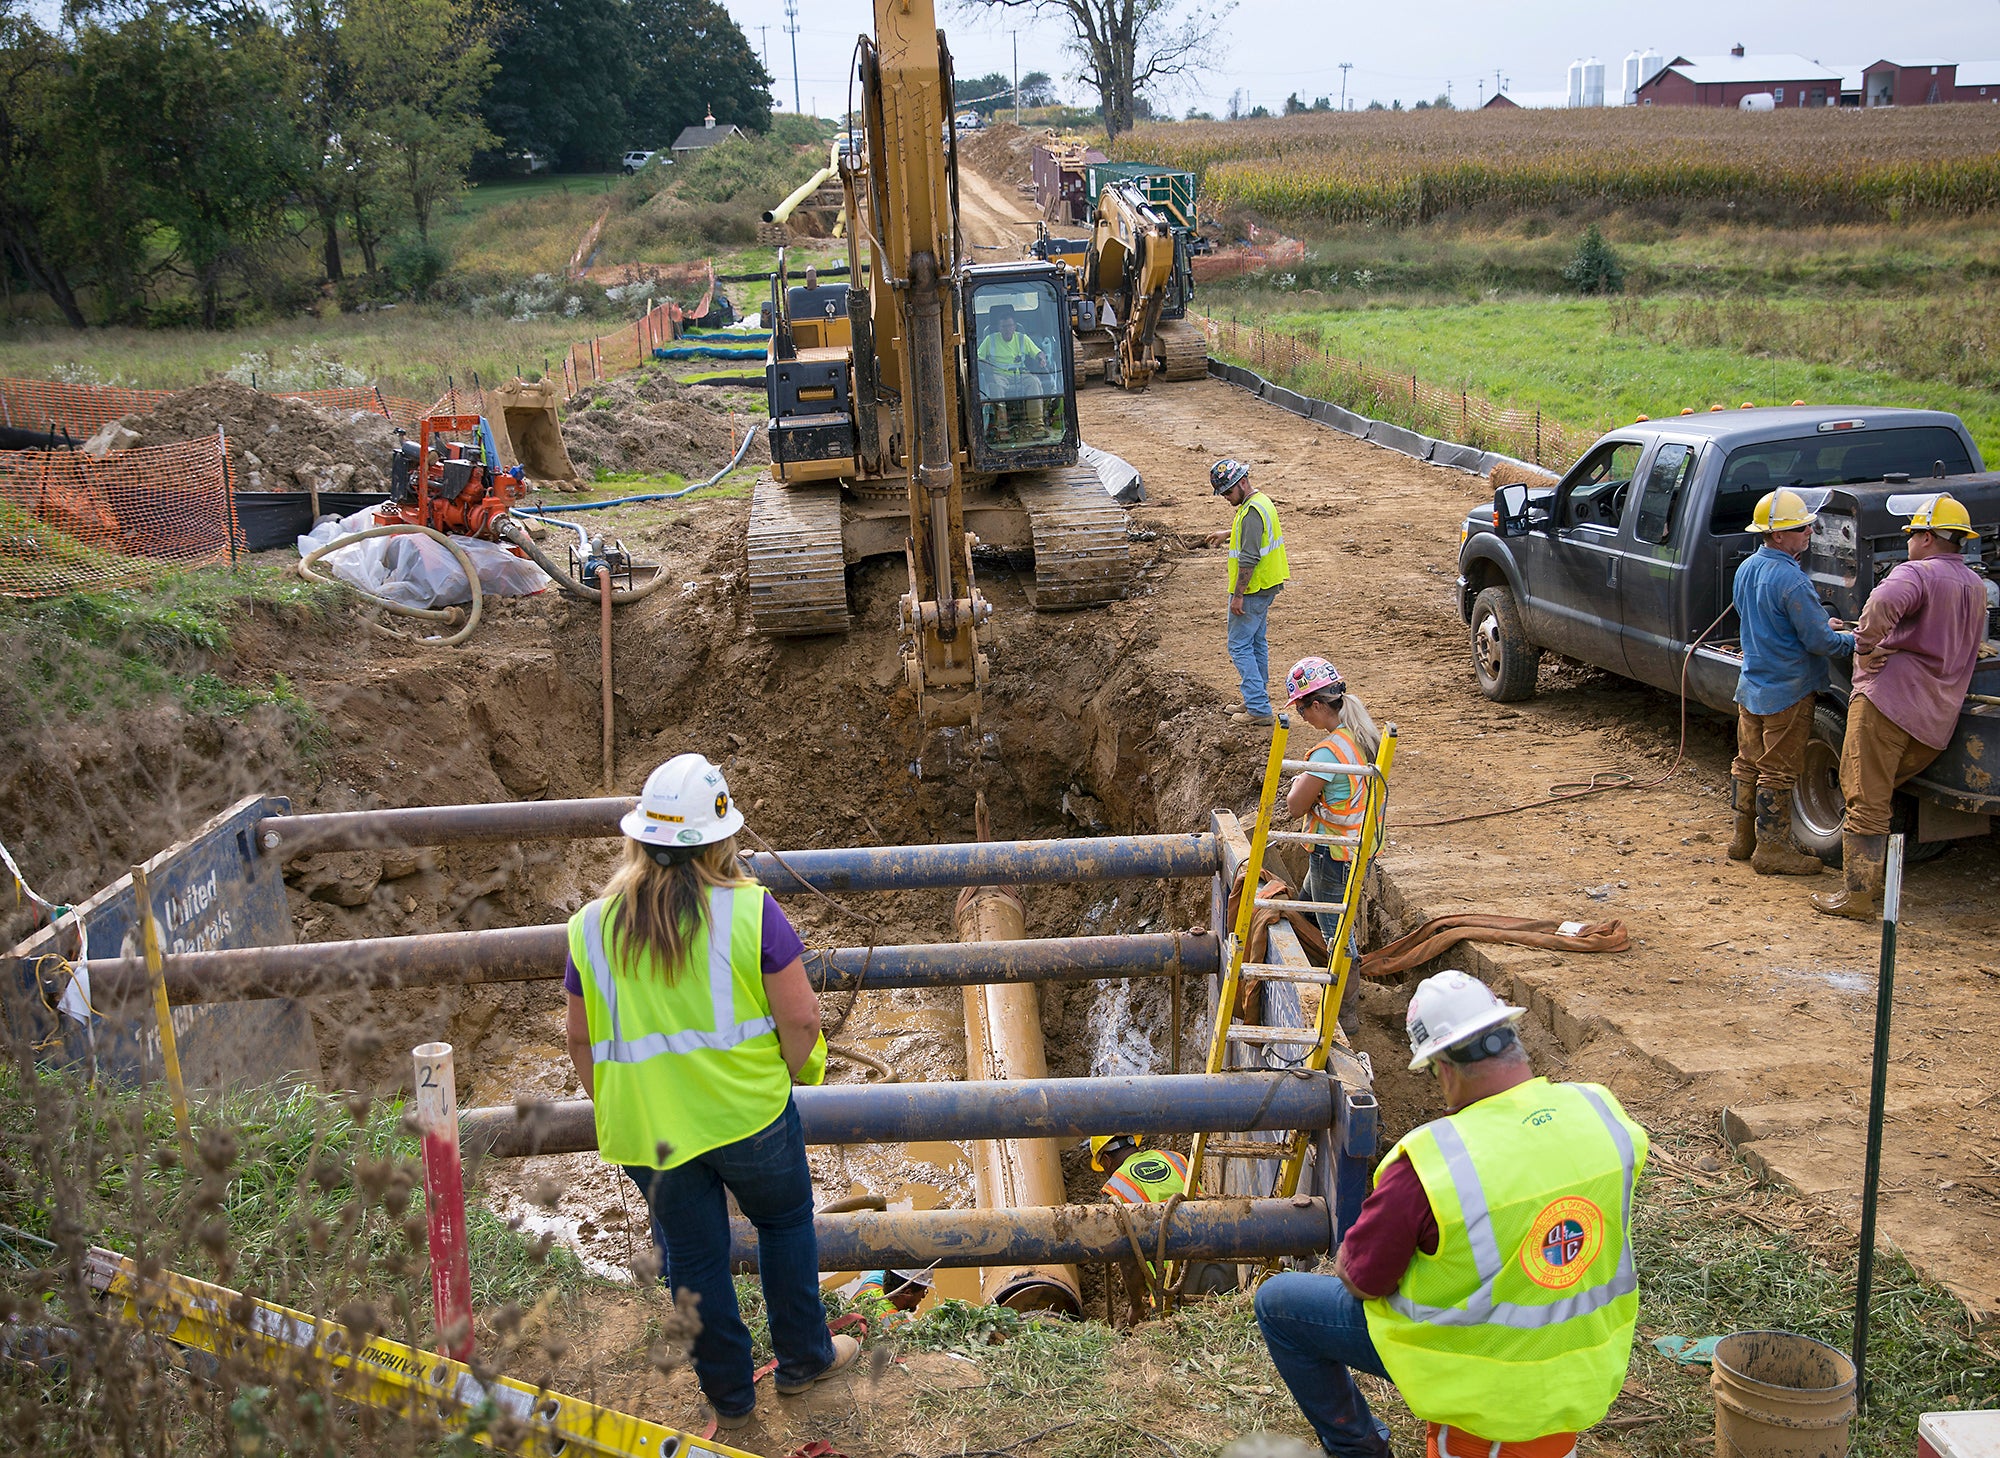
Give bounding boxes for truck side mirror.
[1495,482,1531,538]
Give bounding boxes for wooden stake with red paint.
[413,1041,474,1360]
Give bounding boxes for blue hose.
[514,423,760,514]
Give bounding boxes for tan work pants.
[1840,693,1941,836]
[1732,697,1816,793]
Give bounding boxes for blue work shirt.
[1732,545,1856,715]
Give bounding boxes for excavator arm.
[1084,181,1180,389]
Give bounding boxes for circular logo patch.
[1518,1196,1605,1290]
[714,791,730,818]
[676,829,703,844]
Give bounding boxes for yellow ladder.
[1186,711,1397,1205]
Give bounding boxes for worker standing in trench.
[563,753,860,1430]
[1281,657,1381,960]
[1209,459,1291,726]
[1255,971,1648,1458]
[1728,488,1855,876]
[1814,492,1989,919]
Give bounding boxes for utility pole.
[757,25,768,69]
[1446,79,1452,107]
[1477,79,1483,107]
[1495,67,1503,96]
[1338,62,1352,112]
[784,0,801,114]
[1012,31,1020,125]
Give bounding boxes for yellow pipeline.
[763,142,842,226]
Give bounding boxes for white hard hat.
[1405,969,1527,1072]
[619,753,745,848]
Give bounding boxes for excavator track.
[1158,318,1209,382]
[1013,466,1131,608]
[748,475,850,635]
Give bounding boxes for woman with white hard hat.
[1281,655,1383,952]
[563,753,857,1429]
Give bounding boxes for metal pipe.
[1852,833,1906,1412]
[726,1198,1330,1271]
[461,1071,1336,1158]
[598,566,614,792]
[257,804,1216,885]
[83,930,1218,1006]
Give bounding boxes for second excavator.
[749,0,1130,730]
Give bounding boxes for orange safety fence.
[1204,316,1589,471]
[0,434,238,599]
[0,379,431,440]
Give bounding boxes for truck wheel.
[1791,704,1951,867]
[1470,587,1540,702]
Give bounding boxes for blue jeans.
[1305,847,1362,973]
[1255,1271,1393,1458]
[1228,587,1279,715]
[624,1098,835,1418]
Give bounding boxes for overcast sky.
[721,0,2000,115]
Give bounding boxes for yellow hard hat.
[1903,493,1973,538]
[1088,1133,1146,1172]
[1750,489,1816,535]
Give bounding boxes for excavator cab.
[962,267,1077,473]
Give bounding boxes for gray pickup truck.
[1455,407,2000,860]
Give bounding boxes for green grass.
[1,566,342,738]
[1223,297,2000,463]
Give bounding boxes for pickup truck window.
[1710,427,1976,533]
[1634,442,1695,545]
[1562,440,1644,529]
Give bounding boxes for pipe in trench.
[459,1071,1338,1159]
[80,930,1217,1007]
[599,565,613,792]
[725,1198,1330,1272]
[955,874,1080,1314]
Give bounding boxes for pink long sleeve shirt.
[1851,554,1989,749]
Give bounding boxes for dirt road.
[1080,377,2000,1313]
[956,164,1037,256]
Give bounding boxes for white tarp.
[299,506,549,608]
[1080,442,1144,504]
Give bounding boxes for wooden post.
[412,1042,474,1361]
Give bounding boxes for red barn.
[1956,62,2000,102]
[1863,59,1957,105]
[1634,47,1843,108]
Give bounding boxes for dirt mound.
[562,370,768,480]
[117,379,395,494]
[961,121,1037,191]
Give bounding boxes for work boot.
[1750,789,1821,876]
[1727,776,1758,861]
[776,1333,861,1395]
[1812,833,1887,920]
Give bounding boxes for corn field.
[1117,108,2000,223]
[1204,316,1588,470]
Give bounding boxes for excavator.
[748,0,1130,730]
[1034,174,1207,391]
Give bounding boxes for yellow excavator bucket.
[485,377,582,484]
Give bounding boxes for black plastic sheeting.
[1204,355,1531,477]
[234,490,390,552]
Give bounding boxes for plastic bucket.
[1711,1330,1857,1458]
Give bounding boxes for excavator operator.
[977,304,1050,441]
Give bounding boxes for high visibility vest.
[1228,490,1290,595]
[980,330,1041,374]
[1103,1148,1189,1206]
[570,885,826,1171]
[1304,727,1369,862]
[1362,1078,1649,1443]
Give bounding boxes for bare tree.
[958,0,1228,139]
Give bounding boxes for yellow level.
[82,1246,758,1458]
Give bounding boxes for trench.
[279,548,1445,1312]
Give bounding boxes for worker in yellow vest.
[564,754,859,1430]
[1091,1133,1190,1206]
[1282,656,1383,957]
[1210,459,1291,726]
[1255,971,1648,1458]
[977,303,1050,439]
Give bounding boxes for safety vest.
[1305,727,1369,861]
[1103,1148,1189,1206]
[980,330,1041,374]
[570,886,825,1171]
[1363,1078,1648,1443]
[1228,490,1290,595]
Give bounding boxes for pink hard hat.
[1285,656,1345,705]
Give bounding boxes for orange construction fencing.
[0,379,430,440]
[0,433,238,598]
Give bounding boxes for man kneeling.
[1255,971,1649,1458]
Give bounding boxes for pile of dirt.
[960,121,1037,192]
[562,370,768,480]
[112,379,396,494]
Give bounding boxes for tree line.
[0,0,772,329]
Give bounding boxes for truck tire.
[1791,703,1951,867]
[1470,587,1540,702]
